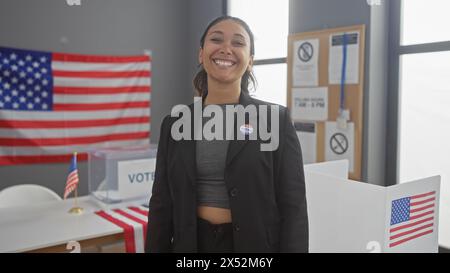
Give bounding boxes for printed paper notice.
[291,87,328,121]
[294,122,316,164]
[325,122,355,173]
[329,32,359,84]
[293,39,319,87]
[118,158,156,200]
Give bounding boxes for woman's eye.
[233,41,245,46]
[210,38,222,43]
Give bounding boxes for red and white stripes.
[0,49,151,165]
[389,191,436,248]
[63,169,79,199]
[95,206,149,253]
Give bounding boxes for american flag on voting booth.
[389,191,436,248]
[0,46,151,165]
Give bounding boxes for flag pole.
[69,152,83,215]
[69,185,83,214]
[75,188,78,207]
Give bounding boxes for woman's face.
[199,19,253,87]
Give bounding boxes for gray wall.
[187,0,224,97]
[0,0,194,195]
[289,0,390,185]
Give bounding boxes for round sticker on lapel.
[240,124,253,136]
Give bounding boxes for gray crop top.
[195,104,235,209]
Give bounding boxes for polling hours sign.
[291,87,328,121]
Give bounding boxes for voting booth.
[304,160,441,253]
[88,145,157,206]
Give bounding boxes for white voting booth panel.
[304,159,349,179]
[304,160,440,253]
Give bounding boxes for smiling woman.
[147,15,309,253]
[193,16,256,104]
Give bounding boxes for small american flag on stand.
[64,152,79,199]
[389,191,436,248]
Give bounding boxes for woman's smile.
[212,58,237,68]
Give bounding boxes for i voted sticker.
[240,124,253,135]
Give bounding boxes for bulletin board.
[287,24,365,180]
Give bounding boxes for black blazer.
[146,91,308,253]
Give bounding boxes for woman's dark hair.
[193,15,257,97]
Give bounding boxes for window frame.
[225,0,288,103]
[386,0,450,186]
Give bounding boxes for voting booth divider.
[304,160,441,253]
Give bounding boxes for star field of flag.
[0,47,53,111]
[390,197,410,225]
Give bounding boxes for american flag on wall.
[0,46,151,165]
[389,191,436,248]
